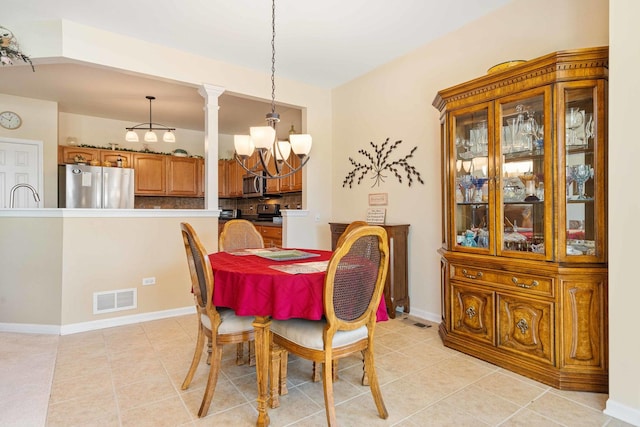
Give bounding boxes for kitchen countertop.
[219,218,282,227]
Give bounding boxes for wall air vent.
[93,288,137,314]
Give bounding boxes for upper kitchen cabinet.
[133,153,166,195]
[166,156,199,196]
[433,47,608,392]
[58,146,100,164]
[101,151,132,168]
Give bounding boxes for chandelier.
[125,96,176,143]
[233,0,312,179]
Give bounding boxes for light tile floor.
[0,314,633,427]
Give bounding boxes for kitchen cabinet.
[197,158,204,197]
[100,151,132,168]
[257,224,282,248]
[329,222,409,318]
[167,156,199,196]
[218,159,228,197]
[226,159,243,197]
[59,146,100,164]
[433,47,608,391]
[133,153,166,195]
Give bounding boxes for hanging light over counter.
[125,96,176,143]
[233,0,312,179]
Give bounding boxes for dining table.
[208,248,388,427]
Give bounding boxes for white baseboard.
[604,398,640,426]
[395,307,441,325]
[0,322,61,335]
[0,306,196,336]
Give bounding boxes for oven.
[242,172,266,198]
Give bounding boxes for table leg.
[253,316,271,427]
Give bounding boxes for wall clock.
[0,111,22,129]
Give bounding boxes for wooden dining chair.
[180,222,257,417]
[313,219,369,383]
[218,219,264,252]
[271,225,390,426]
[219,219,265,366]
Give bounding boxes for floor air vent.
[93,288,137,314]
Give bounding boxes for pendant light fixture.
[233,0,312,179]
[125,96,176,143]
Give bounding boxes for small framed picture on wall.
[368,193,388,206]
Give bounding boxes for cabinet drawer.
[259,226,282,240]
[451,264,553,297]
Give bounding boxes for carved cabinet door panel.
[560,277,607,370]
[451,283,494,345]
[497,294,554,364]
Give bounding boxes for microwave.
[242,172,266,198]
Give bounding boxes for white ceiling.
[0,0,513,132]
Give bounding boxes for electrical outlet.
[142,277,156,286]
[315,214,320,222]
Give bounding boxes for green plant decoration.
[343,138,424,188]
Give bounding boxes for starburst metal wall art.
[343,138,424,188]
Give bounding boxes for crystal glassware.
[568,164,594,200]
[457,175,475,203]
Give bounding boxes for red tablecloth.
[209,249,389,322]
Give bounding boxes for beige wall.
[0,217,63,325]
[0,94,58,208]
[608,0,640,421]
[58,112,206,157]
[331,0,609,321]
[59,216,216,325]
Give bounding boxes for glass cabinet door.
[496,89,552,259]
[558,82,607,262]
[450,104,492,252]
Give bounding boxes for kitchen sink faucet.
[9,183,41,208]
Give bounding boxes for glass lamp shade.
[273,140,291,161]
[144,131,158,143]
[163,131,176,143]
[125,130,139,143]
[289,134,312,156]
[234,135,255,157]
[250,126,276,150]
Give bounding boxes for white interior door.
[0,137,44,208]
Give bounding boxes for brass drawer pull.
[516,318,529,334]
[462,269,483,280]
[512,277,539,289]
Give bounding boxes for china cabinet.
[433,47,608,391]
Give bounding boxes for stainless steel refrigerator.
[58,164,135,208]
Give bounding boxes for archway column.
[198,83,225,210]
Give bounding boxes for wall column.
[198,84,225,210]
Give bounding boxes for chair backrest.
[336,220,368,248]
[219,219,264,252]
[180,222,214,312]
[324,225,389,328]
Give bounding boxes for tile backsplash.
[219,192,302,214]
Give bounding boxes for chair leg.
[321,357,338,427]
[182,323,205,390]
[313,360,339,382]
[236,342,246,365]
[249,340,256,367]
[312,361,321,382]
[279,349,288,395]
[362,348,388,420]
[269,347,282,408]
[361,350,369,386]
[198,342,224,417]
